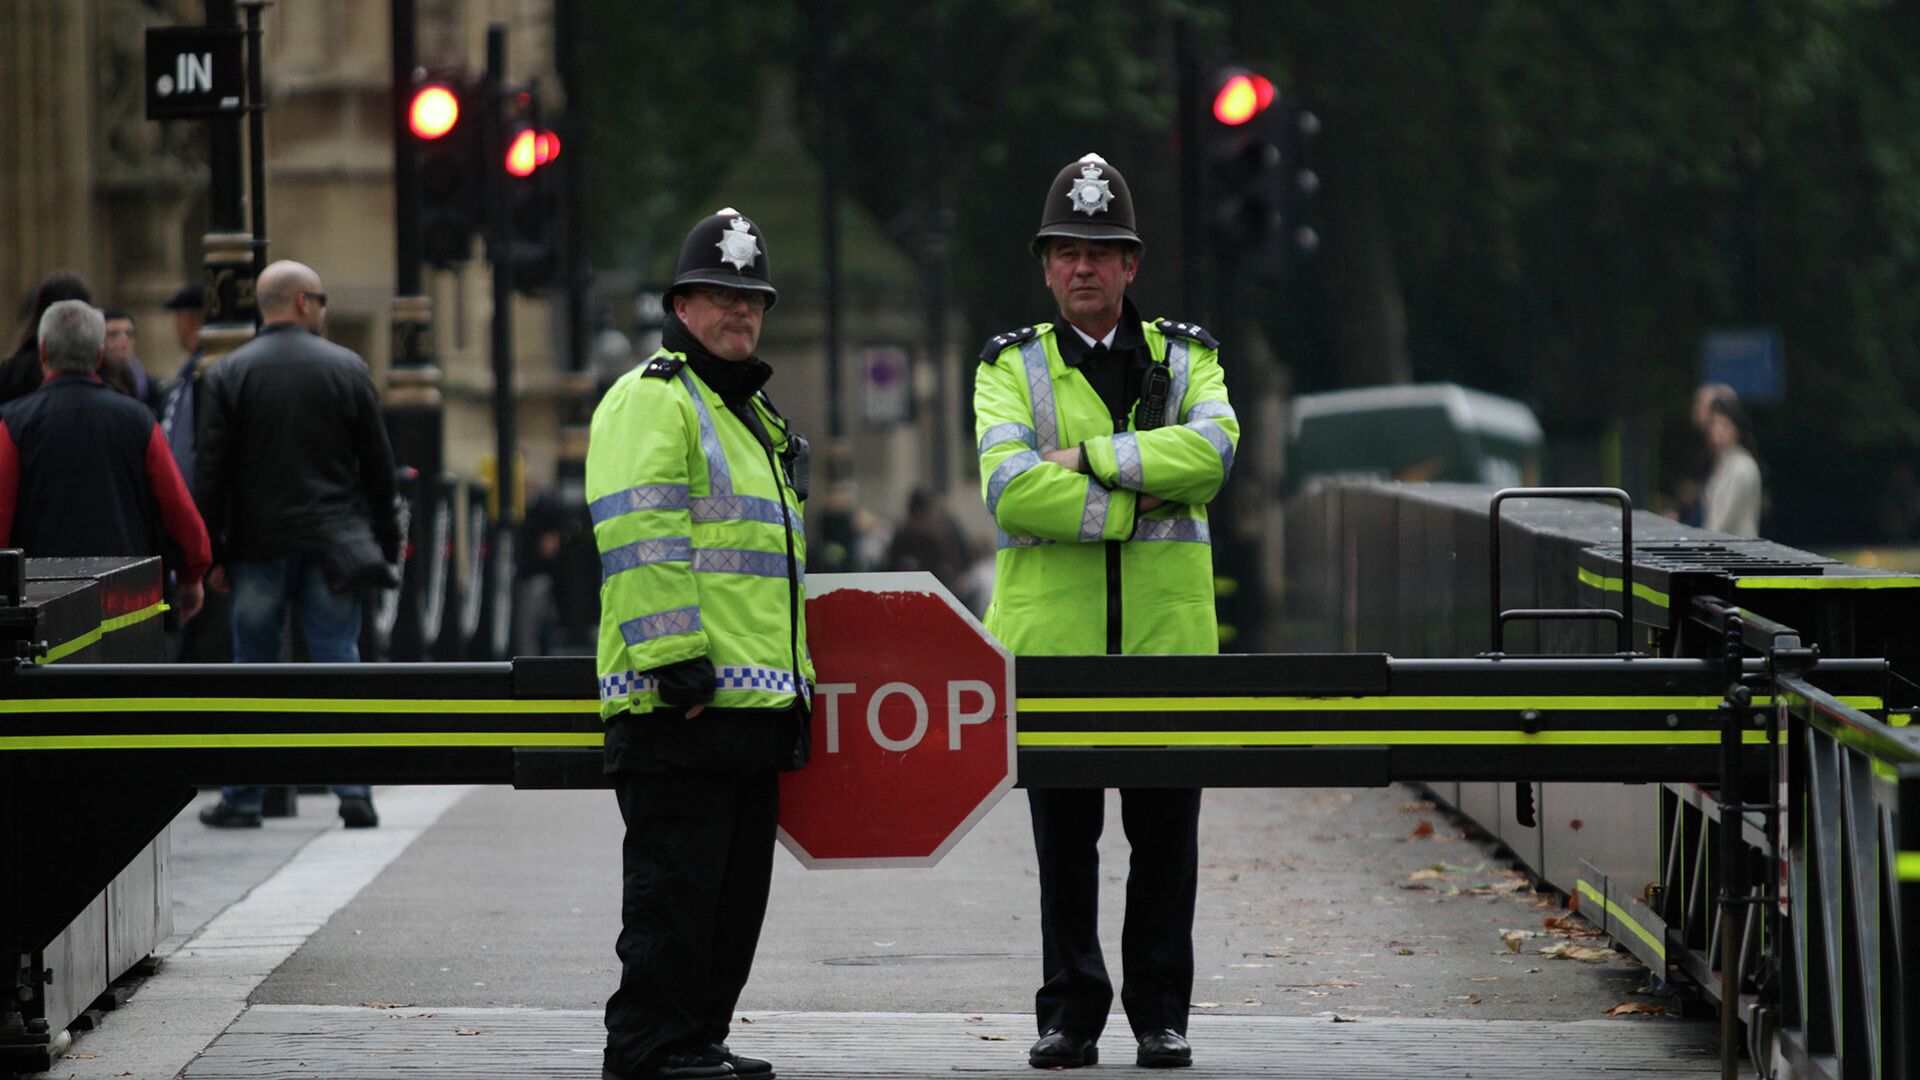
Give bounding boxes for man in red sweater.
[0,299,210,620]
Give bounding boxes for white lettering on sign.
[947,680,995,749]
[816,683,856,753]
[816,679,1001,754]
[179,52,212,94]
[867,682,929,752]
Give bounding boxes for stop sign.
[777,572,1017,867]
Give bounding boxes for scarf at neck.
[660,311,771,408]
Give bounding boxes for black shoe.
[1029,1028,1098,1068]
[198,802,262,828]
[338,795,379,828]
[602,1051,735,1079]
[1136,1029,1191,1068]
[704,1043,772,1078]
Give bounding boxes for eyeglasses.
[302,291,329,307]
[697,286,767,311]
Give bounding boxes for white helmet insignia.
[1067,163,1114,216]
[715,217,761,271]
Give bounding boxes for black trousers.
[604,767,779,1074]
[1028,786,1202,1041]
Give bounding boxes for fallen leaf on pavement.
[1606,1002,1671,1017]
[965,1016,985,1022]
[979,1034,1011,1041]
[1411,819,1437,839]
[1409,868,1446,881]
[454,1028,482,1036]
[1541,942,1613,963]
[1501,929,1543,952]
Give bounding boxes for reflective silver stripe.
[1018,339,1058,449]
[1078,479,1109,541]
[998,530,1053,549]
[1136,517,1212,544]
[693,494,789,527]
[599,670,660,702]
[692,548,795,579]
[1166,340,1191,423]
[979,422,1037,455]
[987,449,1042,514]
[589,484,691,525]
[1190,419,1236,475]
[619,605,701,646]
[600,537,693,581]
[677,368,733,495]
[1112,432,1144,490]
[1186,400,1235,424]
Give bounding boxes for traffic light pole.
[198,0,257,361]
[481,24,520,661]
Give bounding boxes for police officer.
[588,208,811,1080]
[974,154,1238,1070]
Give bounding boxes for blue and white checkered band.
[978,422,1038,456]
[1018,339,1058,449]
[677,368,733,496]
[600,536,693,582]
[1078,479,1109,541]
[1112,432,1144,490]
[1189,418,1236,476]
[692,547,795,579]
[1135,516,1212,544]
[692,493,793,530]
[1186,400,1235,424]
[1166,340,1191,423]
[997,529,1053,550]
[987,449,1042,515]
[619,605,702,646]
[598,670,661,702]
[589,484,692,525]
[714,664,804,696]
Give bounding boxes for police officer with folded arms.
[587,208,811,1080]
[974,153,1238,1070]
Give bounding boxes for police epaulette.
[641,354,686,379]
[978,324,1042,363]
[1155,318,1219,350]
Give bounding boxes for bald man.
[194,261,402,829]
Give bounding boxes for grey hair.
[38,299,105,374]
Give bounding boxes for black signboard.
[145,25,244,120]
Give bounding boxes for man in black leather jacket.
[193,260,401,829]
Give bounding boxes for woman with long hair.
[1,270,94,405]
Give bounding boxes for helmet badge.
[715,217,761,271]
[1067,163,1114,216]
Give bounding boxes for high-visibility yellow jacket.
[974,318,1236,657]
[586,350,811,720]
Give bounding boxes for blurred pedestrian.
[1701,393,1761,537]
[589,208,805,1080]
[193,261,401,830]
[0,300,208,619]
[100,308,164,416]
[1,270,93,406]
[885,487,972,594]
[975,153,1236,1070]
[158,282,206,486]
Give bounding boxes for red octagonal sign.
[778,572,1017,867]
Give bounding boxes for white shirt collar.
[1066,322,1118,350]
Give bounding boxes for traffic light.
[496,91,561,292]
[1204,67,1320,271]
[409,73,479,266]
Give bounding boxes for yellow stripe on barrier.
[1017,730,1773,747]
[0,697,603,715]
[1018,695,1728,714]
[38,601,169,665]
[1736,576,1920,590]
[0,731,606,751]
[1575,567,1670,609]
[1898,853,1920,883]
[1575,879,1665,961]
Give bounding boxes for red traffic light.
[1212,72,1275,126]
[505,128,561,177]
[408,84,460,140]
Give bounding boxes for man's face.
[295,287,328,336]
[173,309,202,351]
[1044,239,1138,332]
[104,318,136,364]
[674,286,765,362]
